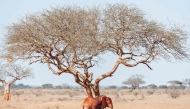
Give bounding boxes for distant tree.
[148,84,157,89]
[122,74,145,90]
[120,86,128,89]
[61,83,70,89]
[141,86,148,89]
[55,85,62,89]
[168,80,183,86]
[158,85,168,89]
[183,79,190,88]
[177,85,185,89]
[168,80,183,89]
[42,84,53,89]
[0,63,34,101]
[107,85,117,89]
[11,83,31,89]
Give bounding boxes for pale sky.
[0,0,190,87]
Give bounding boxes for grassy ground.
[0,88,190,109]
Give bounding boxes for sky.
[0,0,190,87]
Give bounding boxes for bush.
[133,92,138,97]
[146,90,154,95]
[168,89,180,99]
[15,91,21,97]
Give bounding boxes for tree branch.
[94,57,121,89]
[121,43,155,70]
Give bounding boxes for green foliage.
[168,80,183,86]
[15,91,21,97]
[146,90,154,95]
[133,92,138,97]
[129,89,133,92]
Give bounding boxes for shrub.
[146,90,154,95]
[168,89,180,99]
[15,91,21,97]
[133,92,138,97]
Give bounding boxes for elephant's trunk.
[108,104,113,109]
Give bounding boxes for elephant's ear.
[101,96,107,108]
[106,97,113,106]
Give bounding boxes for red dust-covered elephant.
[82,95,113,109]
[82,96,101,109]
[96,95,113,109]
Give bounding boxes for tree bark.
[92,58,121,97]
[92,85,100,97]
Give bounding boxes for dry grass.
[1,89,190,109]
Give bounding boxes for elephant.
[82,96,101,109]
[82,95,113,109]
[95,95,113,109]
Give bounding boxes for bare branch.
[94,57,121,89]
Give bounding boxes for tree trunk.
[92,85,100,97]
[3,83,11,101]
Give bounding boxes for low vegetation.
[0,88,190,109]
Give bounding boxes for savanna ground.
[1,88,190,109]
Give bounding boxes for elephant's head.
[97,95,113,109]
[82,96,101,109]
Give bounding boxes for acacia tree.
[0,63,33,101]
[122,74,145,90]
[168,80,183,86]
[2,3,189,97]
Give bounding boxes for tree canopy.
[168,80,183,86]
[2,3,189,96]
[0,63,34,85]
